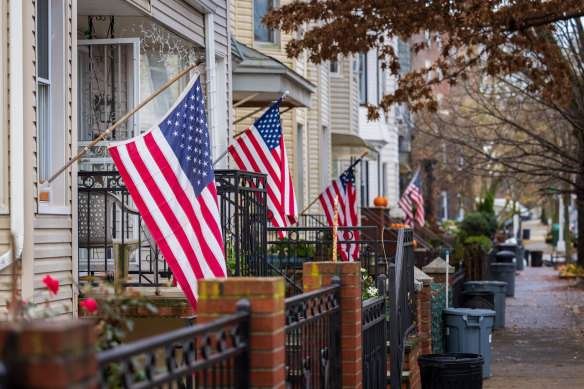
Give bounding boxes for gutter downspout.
[205,12,218,161]
[0,0,25,273]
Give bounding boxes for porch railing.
[388,228,416,389]
[284,279,341,389]
[266,226,381,295]
[97,300,251,389]
[78,171,170,286]
[362,275,388,389]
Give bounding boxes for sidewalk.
[484,265,584,388]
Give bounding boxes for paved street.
[485,223,584,388]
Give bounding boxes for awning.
[331,132,378,159]
[331,133,368,148]
[232,38,316,108]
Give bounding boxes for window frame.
[359,53,367,105]
[296,123,304,210]
[253,0,280,47]
[37,0,70,215]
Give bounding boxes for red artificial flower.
[42,275,59,296]
[80,298,98,313]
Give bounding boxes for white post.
[558,195,566,252]
[445,251,449,309]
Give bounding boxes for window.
[360,161,369,207]
[321,126,329,188]
[297,124,304,210]
[377,52,385,104]
[37,0,68,213]
[254,0,279,45]
[382,163,388,198]
[330,61,340,74]
[359,53,367,105]
[440,191,449,221]
[37,0,50,181]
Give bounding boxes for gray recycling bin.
[516,245,525,270]
[491,263,515,296]
[443,308,496,379]
[464,281,507,329]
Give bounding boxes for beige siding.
[30,0,75,317]
[151,0,205,48]
[231,0,317,213]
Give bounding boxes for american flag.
[398,169,425,226]
[108,75,226,310]
[228,100,297,237]
[318,163,360,261]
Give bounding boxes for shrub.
[459,212,497,238]
[464,235,493,252]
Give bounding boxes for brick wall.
[303,262,363,389]
[0,320,97,388]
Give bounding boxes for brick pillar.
[414,267,434,356]
[303,262,362,389]
[0,320,97,388]
[422,257,454,285]
[198,277,285,389]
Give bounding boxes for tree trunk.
[577,174,584,267]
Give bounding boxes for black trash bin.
[496,250,516,264]
[531,250,543,267]
[418,353,484,389]
[460,291,495,310]
[523,229,531,240]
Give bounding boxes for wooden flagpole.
[46,60,203,184]
[332,195,339,262]
[298,149,368,216]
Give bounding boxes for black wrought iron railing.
[215,170,268,277]
[266,226,381,295]
[284,279,341,389]
[362,275,388,389]
[388,228,416,389]
[78,171,170,286]
[97,300,251,389]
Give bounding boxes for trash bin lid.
[443,307,496,317]
[491,262,515,268]
[464,281,506,287]
[418,353,484,369]
[496,250,516,258]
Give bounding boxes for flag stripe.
[145,132,225,277]
[109,145,199,307]
[228,101,297,235]
[108,75,225,311]
[126,140,208,280]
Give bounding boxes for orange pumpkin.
[373,196,388,207]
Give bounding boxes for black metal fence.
[215,170,268,277]
[284,278,341,389]
[97,300,251,389]
[266,226,380,295]
[388,228,416,389]
[78,171,170,286]
[362,275,388,389]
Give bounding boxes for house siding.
[31,0,76,317]
[231,0,315,215]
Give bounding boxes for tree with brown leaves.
[265,1,584,264]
